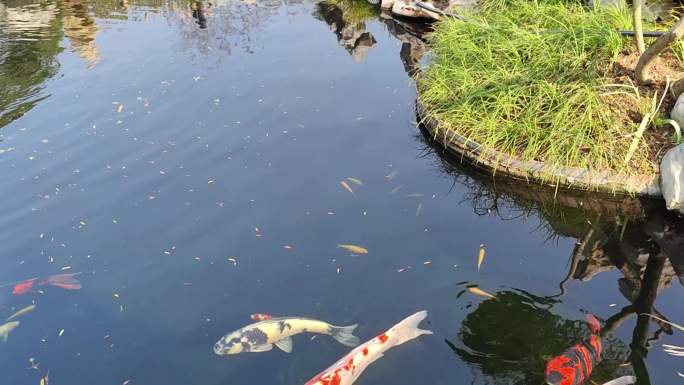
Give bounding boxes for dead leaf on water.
[347,177,363,186]
[477,244,485,271]
[340,181,354,194]
[468,286,496,299]
[337,244,368,254]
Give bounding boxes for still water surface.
[1,1,683,384]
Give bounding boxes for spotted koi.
[214,315,360,355]
[305,311,432,385]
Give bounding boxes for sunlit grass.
[417,0,661,177]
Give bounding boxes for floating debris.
[337,244,368,254]
[416,203,423,217]
[58,329,65,337]
[227,257,238,266]
[390,185,404,194]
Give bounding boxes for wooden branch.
[633,0,645,54]
[636,17,684,84]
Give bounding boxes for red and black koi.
[545,314,602,385]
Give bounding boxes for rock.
[391,0,441,20]
[670,92,684,129]
[660,144,684,214]
[381,0,396,9]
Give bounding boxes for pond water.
[1,1,683,385]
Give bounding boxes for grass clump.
[418,0,659,177]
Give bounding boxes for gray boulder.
[660,143,684,213]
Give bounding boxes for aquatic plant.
[417,0,673,179]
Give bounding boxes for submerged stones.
[661,144,684,214]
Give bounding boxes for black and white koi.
[214,313,360,355]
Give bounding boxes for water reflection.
[418,126,684,385]
[314,0,379,62]
[314,0,429,69]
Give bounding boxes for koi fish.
[0,321,20,342]
[545,314,602,385]
[6,304,36,321]
[305,311,432,385]
[214,314,360,355]
[12,273,81,295]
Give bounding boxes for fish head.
[213,331,246,355]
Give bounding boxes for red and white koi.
[305,310,432,385]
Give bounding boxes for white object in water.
[660,143,684,214]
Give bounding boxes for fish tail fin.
[44,273,82,290]
[330,324,361,347]
[586,314,601,334]
[388,310,433,347]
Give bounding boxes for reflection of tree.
[0,1,63,129]
[447,290,632,385]
[62,0,100,67]
[417,124,684,385]
[314,0,378,63]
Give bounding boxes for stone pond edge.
[416,100,663,197]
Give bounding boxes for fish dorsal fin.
[250,313,274,321]
[250,343,273,352]
[274,337,293,353]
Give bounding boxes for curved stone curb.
[416,100,663,197]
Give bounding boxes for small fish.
[7,305,36,321]
[12,279,38,295]
[385,170,399,180]
[467,286,496,299]
[477,244,485,271]
[305,311,432,385]
[545,314,602,385]
[347,177,363,186]
[337,244,368,254]
[12,273,82,295]
[416,203,423,217]
[0,321,20,342]
[117,104,124,113]
[390,185,404,194]
[214,316,360,355]
[340,181,354,194]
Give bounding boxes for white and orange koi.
[305,311,432,385]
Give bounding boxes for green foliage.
[418,0,658,177]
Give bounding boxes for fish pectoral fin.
[0,333,7,342]
[274,337,293,353]
[250,343,274,353]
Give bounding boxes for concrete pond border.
[416,100,663,197]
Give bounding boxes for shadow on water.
[417,125,684,385]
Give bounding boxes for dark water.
[1,1,683,384]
